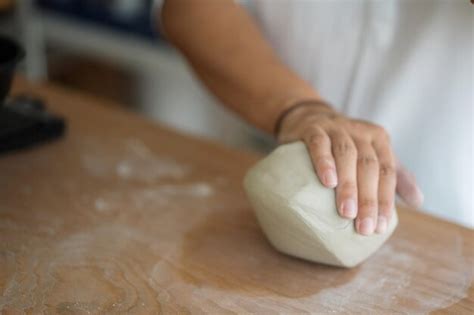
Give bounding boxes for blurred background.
[0,0,271,151]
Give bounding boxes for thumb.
[395,159,424,208]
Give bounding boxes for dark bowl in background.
[0,35,24,105]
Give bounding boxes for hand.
[277,102,424,235]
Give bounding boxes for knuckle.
[378,199,394,212]
[339,181,357,194]
[357,154,378,166]
[379,163,396,177]
[352,120,368,130]
[368,122,382,132]
[333,141,356,156]
[374,125,391,141]
[307,133,327,146]
[304,124,323,133]
[359,198,378,211]
[372,124,385,133]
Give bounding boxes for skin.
[160,0,424,235]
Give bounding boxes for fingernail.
[341,199,357,218]
[358,218,374,235]
[324,169,337,187]
[376,216,387,234]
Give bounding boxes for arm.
[161,0,321,133]
[159,0,423,235]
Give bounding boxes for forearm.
[160,0,323,133]
[160,0,423,236]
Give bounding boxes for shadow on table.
[179,205,358,298]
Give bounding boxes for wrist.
[274,100,336,137]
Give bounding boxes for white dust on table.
[310,238,468,313]
[115,157,187,182]
[148,230,471,314]
[0,223,155,313]
[93,182,214,213]
[81,138,189,182]
[94,197,110,213]
[78,137,215,213]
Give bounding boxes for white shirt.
[155,0,474,227]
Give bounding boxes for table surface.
[0,78,473,314]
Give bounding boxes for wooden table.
[1,78,473,314]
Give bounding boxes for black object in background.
[0,96,66,153]
[0,35,66,154]
[0,35,24,105]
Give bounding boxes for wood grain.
[0,78,473,314]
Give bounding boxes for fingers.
[355,141,379,235]
[304,128,337,188]
[373,139,397,234]
[330,131,358,219]
[301,118,410,237]
[396,161,424,208]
